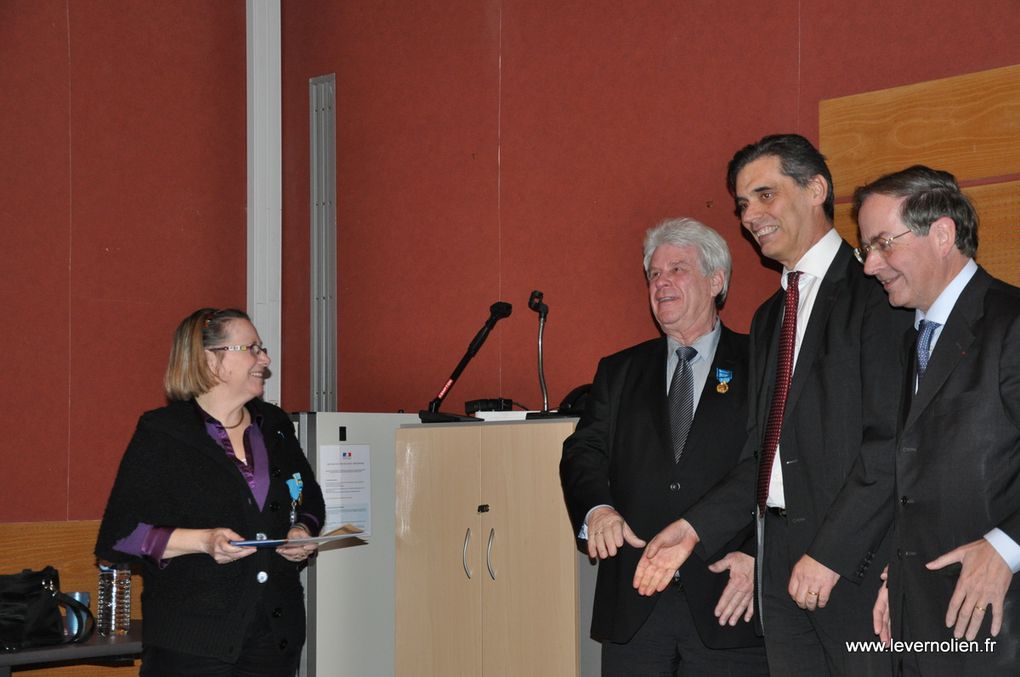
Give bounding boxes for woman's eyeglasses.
[208,343,268,357]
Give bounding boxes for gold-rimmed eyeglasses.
[208,342,268,357]
[853,230,913,264]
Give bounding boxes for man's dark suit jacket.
[560,325,761,648]
[685,242,913,622]
[889,267,1020,676]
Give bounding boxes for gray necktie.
[916,320,941,382]
[669,346,698,463]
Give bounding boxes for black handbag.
[0,566,95,652]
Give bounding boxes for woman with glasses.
[96,307,325,676]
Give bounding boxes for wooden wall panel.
[969,181,1020,286]
[824,64,1020,290]
[820,64,1020,192]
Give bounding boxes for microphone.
[525,291,572,419]
[420,301,513,423]
[466,302,512,356]
[528,291,550,411]
[527,290,548,320]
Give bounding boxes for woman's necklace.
[223,409,246,430]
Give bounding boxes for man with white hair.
[561,217,767,676]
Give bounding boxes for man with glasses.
[634,134,913,676]
[855,165,1020,676]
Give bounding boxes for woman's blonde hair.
[164,308,250,401]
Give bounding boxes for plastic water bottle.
[97,563,131,636]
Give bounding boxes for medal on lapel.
[715,368,733,394]
[286,473,304,526]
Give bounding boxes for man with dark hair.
[561,218,768,676]
[855,165,1020,676]
[634,134,912,676]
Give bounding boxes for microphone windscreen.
[490,301,512,319]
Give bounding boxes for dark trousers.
[139,604,301,677]
[762,510,893,677]
[601,584,768,677]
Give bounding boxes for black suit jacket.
[889,267,1020,675]
[685,242,914,617]
[560,326,760,647]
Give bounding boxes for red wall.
[280,0,1020,415]
[3,1,1020,521]
[1,1,246,521]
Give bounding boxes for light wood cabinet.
[395,420,579,677]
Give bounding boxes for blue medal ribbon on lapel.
[715,368,733,394]
[286,473,303,526]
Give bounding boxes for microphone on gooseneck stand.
[528,291,550,412]
[419,301,513,423]
[525,291,570,420]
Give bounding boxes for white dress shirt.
[766,228,842,509]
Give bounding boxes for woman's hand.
[164,527,256,564]
[204,528,256,564]
[275,525,319,563]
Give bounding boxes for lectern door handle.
[462,528,472,579]
[486,528,496,580]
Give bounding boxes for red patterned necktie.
[757,271,801,512]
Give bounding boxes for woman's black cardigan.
[95,398,325,662]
